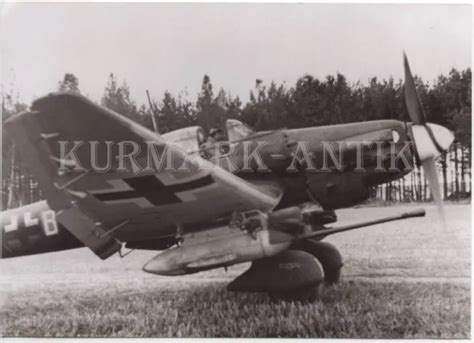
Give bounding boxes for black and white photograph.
[0,2,471,338]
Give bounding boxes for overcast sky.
[2,3,471,106]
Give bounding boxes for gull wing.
[4,92,280,258]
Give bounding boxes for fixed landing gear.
[227,241,343,302]
[291,239,343,284]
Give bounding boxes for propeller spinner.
[403,53,454,224]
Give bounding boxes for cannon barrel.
[299,208,426,240]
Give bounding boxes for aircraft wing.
[4,92,280,258]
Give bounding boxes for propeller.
[403,53,454,225]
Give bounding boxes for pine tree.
[101,73,140,122]
[58,73,80,93]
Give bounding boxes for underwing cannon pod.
[142,207,338,276]
[143,206,425,302]
[142,211,295,276]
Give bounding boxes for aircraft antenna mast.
[146,90,159,134]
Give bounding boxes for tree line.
[2,68,471,209]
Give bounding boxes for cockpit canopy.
[161,126,206,155]
[162,120,254,155]
[226,119,254,142]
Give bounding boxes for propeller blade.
[404,53,427,125]
[410,123,454,161]
[421,157,446,226]
[403,53,452,227]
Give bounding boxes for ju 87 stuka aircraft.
[1,55,454,301]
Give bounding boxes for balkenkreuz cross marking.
[93,175,214,206]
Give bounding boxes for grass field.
[1,204,471,338]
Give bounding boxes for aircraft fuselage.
[1,119,413,259]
